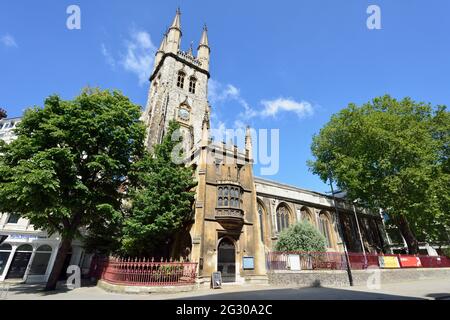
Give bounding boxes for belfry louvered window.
[177,71,185,89]
[189,77,197,94]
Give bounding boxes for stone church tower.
[141,8,211,152]
[142,9,268,285]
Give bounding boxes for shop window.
[0,244,12,275]
[29,245,52,275]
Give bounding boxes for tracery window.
[301,207,314,225]
[319,213,333,248]
[276,204,290,232]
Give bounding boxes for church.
[140,9,389,285]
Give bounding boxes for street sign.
[243,256,255,270]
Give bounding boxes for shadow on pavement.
[426,293,450,300]
[4,279,98,297]
[175,286,424,300]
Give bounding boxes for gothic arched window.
[301,207,314,225]
[177,71,185,89]
[319,212,333,248]
[257,202,265,242]
[189,77,197,94]
[276,204,290,232]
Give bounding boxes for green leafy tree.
[309,95,450,253]
[275,222,327,252]
[121,121,196,258]
[0,88,145,290]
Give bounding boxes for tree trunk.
[44,238,72,291]
[394,214,419,254]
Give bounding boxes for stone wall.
[268,268,450,288]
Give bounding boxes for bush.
[275,222,327,252]
[442,247,450,258]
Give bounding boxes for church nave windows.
[177,71,186,89]
[276,204,291,233]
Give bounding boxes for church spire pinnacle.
[197,24,210,72]
[166,8,182,54]
[199,24,209,48]
[170,7,182,31]
[245,126,253,160]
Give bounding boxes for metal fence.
[267,252,348,271]
[419,255,450,268]
[267,251,450,271]
[91,257,198,286]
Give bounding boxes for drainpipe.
[353,200,367,268]
[328,175,354,286]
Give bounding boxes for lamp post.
[352,199,367,268]
[328,173,353,286]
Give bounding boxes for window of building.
[319,213,333,248]
[0,243,12,276]
[189,77,197,94]
[258,202,265,242]
[29,245,52,275]
[177,71,185,89]
[276,204,290,232]
[301,207,314,225]
[7,213,20,224]
[217,185,241,209]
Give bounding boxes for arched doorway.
[7,244,33,279]
[217,238,235,283]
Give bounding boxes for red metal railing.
[267,252,450,271]
[92,257,198,286]
[267,252,348,271]
[419,255,450,268]
[348,253,380,270]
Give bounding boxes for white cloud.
[208,79,257,121]
[260,98,314,118]
[101,43,116,68]
[121,30,157,86]
[210,79,314,123]
[1,34,18,48]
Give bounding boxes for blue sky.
[1,0,450,193]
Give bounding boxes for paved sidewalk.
[1,278,449,300]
